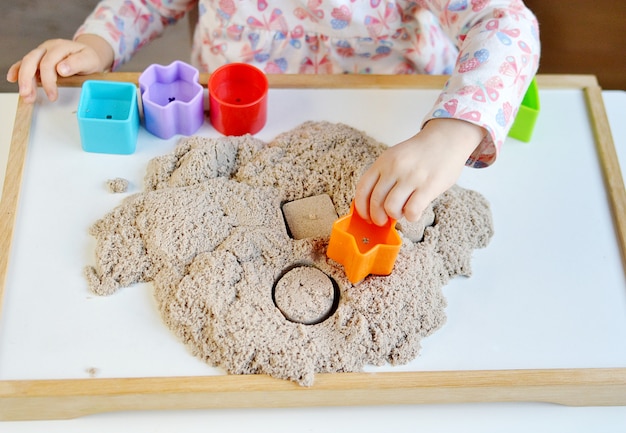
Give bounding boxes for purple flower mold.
[138,61,204,139]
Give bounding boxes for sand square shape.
[282,194,339,239]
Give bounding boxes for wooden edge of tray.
[0,74,625,421]
[57,72,453,88]
[55,72,603,89]
[1,368,625,421]
[0,98,33,317]
[583,85,626,271]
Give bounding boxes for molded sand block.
[327,203,402,284]
[77,80,139,154]
[139,61,204,139]
[282,194,339,239]
[508,78,540,142]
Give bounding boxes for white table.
[0,89,625,432]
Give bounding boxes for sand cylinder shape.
[273,265,339,325]
[139,61,205,139]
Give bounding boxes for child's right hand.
[354,118,485,226]
[6,34,114,103]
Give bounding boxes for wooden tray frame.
[0,74,625,421]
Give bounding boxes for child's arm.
[75,0,194,71]
[6,35,114,103]
[355,118,485,226]
[6,0,195,103]
[356,1,540,225]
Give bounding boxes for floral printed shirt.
[76,0,540,167]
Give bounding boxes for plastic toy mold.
[139,61,204,139]
[208,63,269,136]
[77,80,139,154]
[326,203,402,284]
[508,78,540,142]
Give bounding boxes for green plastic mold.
[508,78,540,142]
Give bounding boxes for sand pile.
[85,121,493,386]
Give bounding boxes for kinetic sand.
[85,121,493,386]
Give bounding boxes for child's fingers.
[366,175,398,227]
[5,62,35,103]
[356,163,411,226]
[56,48,101,77]
[16,76,39,104]
[402,188,432,223]
[14,40,96,103]
[382,181,417,222]
[354,169,378,224]
[38,42,86,101]
[6,61,21,83]
[15,47,48,103]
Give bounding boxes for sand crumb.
[106,177,129,193]
[86,121,493,386]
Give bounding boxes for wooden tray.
[1,74,625,421]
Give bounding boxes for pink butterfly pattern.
[299,53,333,73]
[247,8,289,34]
[294,0,325,22]
[458,76,503,103]
[364,2,399,40]
[433,98,482,123]
[330,5,352,29]
[120,0,154,33]
[216,0,236,21]
[76,0,540,168]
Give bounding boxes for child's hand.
[355,118,485,226]
[6,35,114,103]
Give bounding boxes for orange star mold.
[326,203,402,284]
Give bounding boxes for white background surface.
[0,88,625,431]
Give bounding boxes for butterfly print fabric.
[77,0,540,167]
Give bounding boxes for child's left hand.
[6,35,114,104]
[354,118,486,226]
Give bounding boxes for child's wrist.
[422,118,486,155]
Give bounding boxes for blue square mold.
[77,80,139,154]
